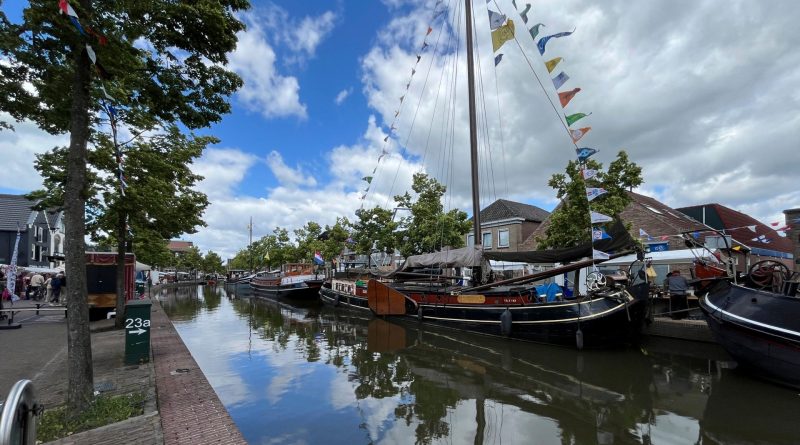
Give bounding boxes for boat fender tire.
[417,306,424,322]
[500,308,512,336]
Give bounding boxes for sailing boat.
[693,234,800,388]
[358,0,650,349]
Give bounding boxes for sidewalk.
[0,295,246,444]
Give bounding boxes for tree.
[350,207,398,260]
[537,150,644,249]
[394,173,472,257]
[202,251,224,275]
[319,217,350,265]
[0,0,249,413]
[294,221,323,263]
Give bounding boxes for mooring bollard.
[0,379,40,445]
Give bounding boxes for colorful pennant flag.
[566,112,591,126]
[592,227,612,240]
[592,249,610,260]
[544,57,562,73]
[492,19,516,52]
[552,71,569,90]
[85,44,96,64]
[586,187,607,201]
[639,228,651,239]
[576,147,597,162]
[520,4,532,23]
[362,176,373,184]
[314,251,325,265]
[537,29,575,55]
[591,211,613,224]
[59,1,85,35]
[488,10,506,30]
[752,234,771,243]
[747,225,757,232]
[558,88,581,108]
[529,23,545,41]
[570,127,591,143]
[494,53,504,66]
[582,168,598,180]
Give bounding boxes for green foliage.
[37,392,145,443]
[178,245,204,271]
[1,0,248,134]
[351,207,398,256]
[294,221,323,263]
[538,150,643,249]
[394,173,471,257]
[202,250,224,274]
[319,217,350,263]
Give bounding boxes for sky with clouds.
[1,0,798,260]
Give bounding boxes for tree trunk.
[114,210,127,329]
[64,15,94,414]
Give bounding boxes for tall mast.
[248,216,253,271]
[464,0,482,246]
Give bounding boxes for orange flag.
[558,87,581,107]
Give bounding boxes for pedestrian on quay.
[44,273,53,302]
[50,273,62,304]
[17,273,26,299]
[30,271,44,300]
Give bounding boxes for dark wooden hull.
[250,281,320,301]
[319,287,371,312]
[699,280,800,389]
[373,282,650,349]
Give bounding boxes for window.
[498,229,510,248]
[482,232,492,249]
[467,234,475,247]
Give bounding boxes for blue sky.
[2,0,799,259]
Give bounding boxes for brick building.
[466,199,549,252]
[783,207,800,272]
[678,204,794,271]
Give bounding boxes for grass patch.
[37,392,146,443]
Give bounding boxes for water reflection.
[160,286,800,445]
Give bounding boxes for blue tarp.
[535,282,563,302]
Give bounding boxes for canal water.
[158,285,799,445]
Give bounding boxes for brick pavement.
[150,300,246,445]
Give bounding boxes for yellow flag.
[491,19,515,52]
[545,57,562,73]
[264,251,270,260]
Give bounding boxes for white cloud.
[266,151,317,188]
[334,88,352,105]
[228,14,308,119]
[192,148,258,200]
[288,11,338,58]
[354,0,800,225]
[0,115,67,192]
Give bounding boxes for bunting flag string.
[570,126,591,143]
[582,168,598,180]
[590,211,612,224]
[537,29,575,55]
[529,23,545,41]
[592,249,610,260]
[565,112,591,126]
[592,227,612,240]
[586,187,607,201]
[575,147,597,162]
[544,56,562,73]
[488,10,506,30]
[362,0,445,204]
[519,4,532,23]
[551,71,569,90]
[491,19,516,52]
[558,87,581,107]
[494,53,504,66]
[59,0,127,196]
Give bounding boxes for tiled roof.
[0,194,36,231]
[167,240,194,252]
[478,199,549,223]
[677,204,793,254]
[521,191,712,250]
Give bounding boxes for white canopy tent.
[598,248,719,267]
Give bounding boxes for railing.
[0,380,40,445]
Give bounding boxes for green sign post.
[124,299,152,365]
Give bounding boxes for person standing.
[44,273,53,302]
[50,274,62,304]
[30,272,45,300]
